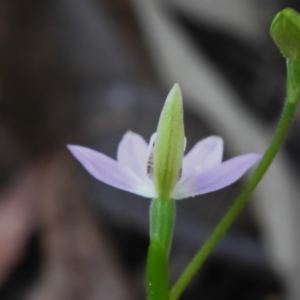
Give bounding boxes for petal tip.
[125,130,134,136]
[204,135,224,145]
[67,144,79,153]
[213,136,224,146]
[249,153,262,164]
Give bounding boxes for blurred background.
[0,0,299,299]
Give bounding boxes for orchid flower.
[67,84,261,200]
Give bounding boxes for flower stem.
[170,70,299,300]
[147,198,175,300]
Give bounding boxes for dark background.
[0,0,298,299]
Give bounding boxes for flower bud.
[270,8,300,59]
[153,84,185,199]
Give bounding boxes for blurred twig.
[0,168,35,285]
[26,151,135,300]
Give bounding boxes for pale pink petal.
[183,136,223,173]
[180,136,223,185]
[117,132,148,179]
[172,154,261,199]
[68,145,155,198]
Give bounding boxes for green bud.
[270,8,300,59]
[153,84,185,199]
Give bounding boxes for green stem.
[147,198,176,300]
[150,198,176,254]
[287,59,300,103]
[170,99,298,300]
